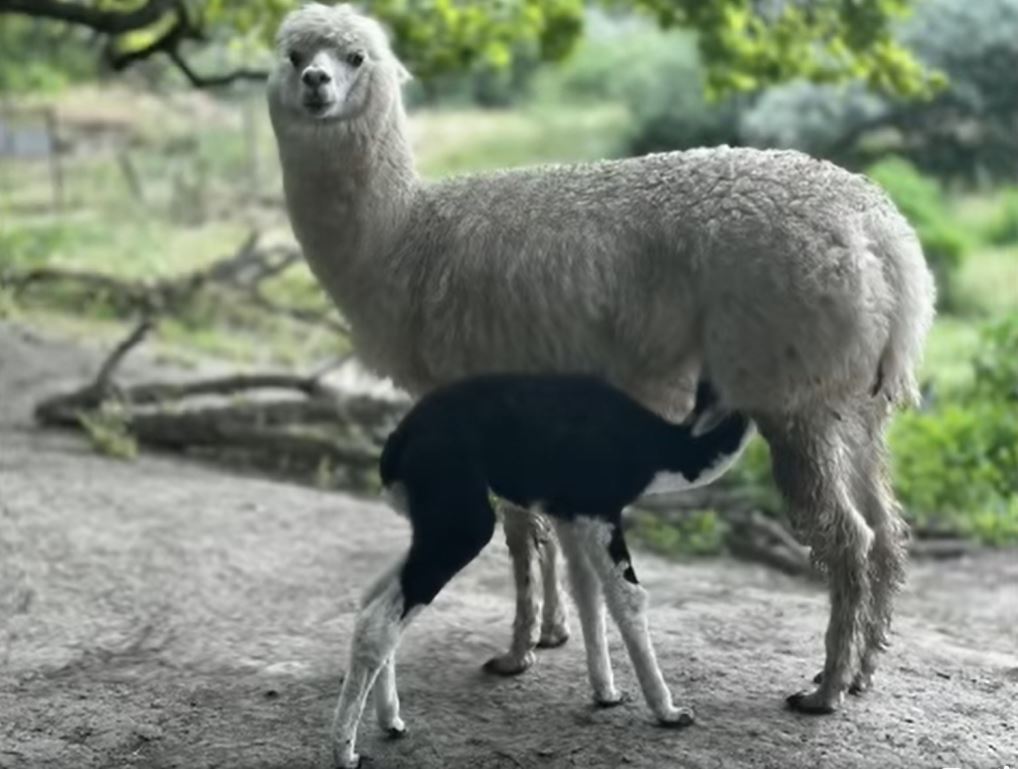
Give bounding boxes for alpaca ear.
[393,56,413,84]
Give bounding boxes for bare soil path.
[1,322,1016,769]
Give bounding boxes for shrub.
[972,314,1018,403]
[889,314,1018,544]
[865,157,969,312]
[985,188,1018,246]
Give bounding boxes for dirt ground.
[1,321,1016,769]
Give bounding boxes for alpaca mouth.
[302,95,334,116]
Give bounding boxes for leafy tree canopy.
[0,0,939,96]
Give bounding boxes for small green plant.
[77,405,138,460]
[890,314,1018,544]
[629,508,728,557]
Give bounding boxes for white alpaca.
[267,0,935,727]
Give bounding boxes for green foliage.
[78,406,138,460]
[545,28,741,154]
[895,0,1018,181]
[610,0,936,97]
[890,315,1018,545]
[741,0,1018,180]
[726,436,781,511]
[985,189,1018,247]
[3,0,934,98]
[0,16,97,93]
[972,315,1018,402]
[865,157,968,311]
[629,508,728,557]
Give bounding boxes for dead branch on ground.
[0,232,349,335]
[34,319,406,485]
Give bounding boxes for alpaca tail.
[869,217,937,409]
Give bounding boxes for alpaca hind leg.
[484,505,541,675]
[553,519,620,706]
[846,409,908,693]
[538,520,570,649]
[761,415,873,714]
[576,516,692,728]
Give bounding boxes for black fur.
[383,374,751,615]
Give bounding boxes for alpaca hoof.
[381,715,406,739]
[594,690,629,708]
[537,624,570,649]
[813,670,867,695]
[657,707,695,729]
[786,690,837,714]
[482,650,535,676]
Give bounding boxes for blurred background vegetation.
[1,0,1016,556]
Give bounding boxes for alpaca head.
[268,3,411,125]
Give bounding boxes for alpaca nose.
[302,67,331,87]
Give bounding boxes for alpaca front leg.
[578,518,693,728]
[483,506,540,675]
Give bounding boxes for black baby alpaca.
[331,374,752,769]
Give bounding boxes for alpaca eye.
[288,51,303,68]
[346,51,364,67]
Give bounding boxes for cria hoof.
[657,708,695,729]
[385,725,407,740]
[334,751,361,769]
[536,626,570,649]
[786,690,837,714]
[594,691,629,709]
[482,651,535,677]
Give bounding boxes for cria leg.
[331,566,411,769]
[372,653,405,736]
[576,517,693,728]
[554,520,620,706]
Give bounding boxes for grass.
[412,104,627,177]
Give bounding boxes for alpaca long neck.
[279,97,417,307]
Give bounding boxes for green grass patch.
[414,104,627,178]
[628,508,728,558]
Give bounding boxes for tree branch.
[0,0,179,34]
[165,48,268,89]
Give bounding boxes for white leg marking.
[554,520,618,704]
[332,560,415,768]
[575,518,693,727]
[372,653,405,735]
